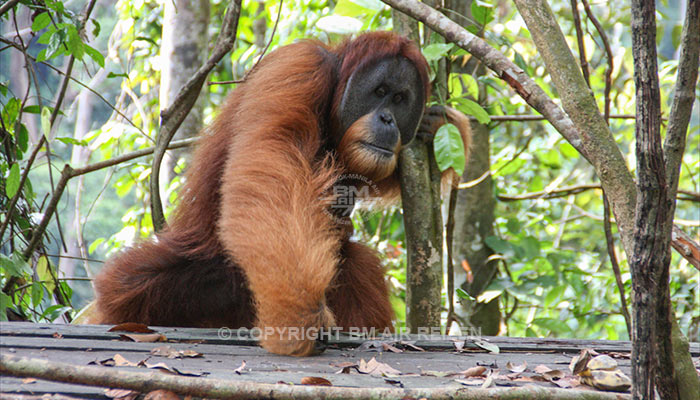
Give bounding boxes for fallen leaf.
[180,350,202,358]
[144,390,181,400]
[455,378,485,386]
[421,370,452,377]
[21,378,36,384]
[399,341,425,352]
[569,348,595,374]
[151,346,179,358]
[233,360,246,375]
[104,389,139,400]
[120,333,167,343]
[534,364,552,374]
[473,339,499,354]
[150,346,202,359]
[143,361,206,377]
[52,332,63,339]
[481,370,498,388]
[333,362,358,374]
[461,366,487,377]
[505,361,527,373]
[113,354,138,367]
[381,342,403,353]
[581,370,631,392]
[108,323,156,333]
[357,357,402,377]
[301,376,332,386]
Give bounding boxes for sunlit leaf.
[434,123,466,175]
[6,163,20,198]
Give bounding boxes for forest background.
[0,0,698,345]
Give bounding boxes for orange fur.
[93,32,440,356]
[338,113,400,181]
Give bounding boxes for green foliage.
[0,0,696,342]
[433,123,466,175]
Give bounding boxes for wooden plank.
[1,322,696,398]
[4,322,697,354]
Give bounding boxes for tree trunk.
[393,7,444,331]
[159,0,210,209]
[447,0,500,335]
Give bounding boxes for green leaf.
[45,28,67,60]
[88,238,105,254]
[456,287,475,300]
[2,98,20,130]
[91,18,101,38]
[31,12,51,32]
[66,25,84,60]
[107,72,128,79]
[532,317,571,333]
[0,293,11,322]
[422,43,454,62]
[36,256,55,293]
[31,282,44,307]
[83,44,105,67]
[56,137,88,146]
[434,123,466,175]
[485,236,514,256]
[22,105,41,114]
[6,163,20,198]
[41,106,52,138]
[559,142,578,158]
[451,97,490,124]
[471,1,494,27]
[17,124,29,154]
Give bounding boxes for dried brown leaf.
[144,389,181,400]
[301,376,332,386]
[461,366,487,377]
[358,357,402,377]
[113,354,137,367]
[120,333,167,343]
[505,361,527,373]
[534,364,552,374]
[104,389,139,400]
[108,322,156,333]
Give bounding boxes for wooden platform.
[1,322,698,399]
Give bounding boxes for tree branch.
[663,0,700,203]
[150,0,242,231]
[380,0,587,159]
[0,354,631,400]
[512,0,636,258]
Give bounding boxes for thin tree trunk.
[158,0,210,209]
[393,7,444,331]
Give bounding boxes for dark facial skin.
[337,56,425,153]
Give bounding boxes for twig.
[150,0,242,231]
[671,225,700,270]
[445,181,458,330]
[380,0,589,160]
[603,194,631,335]
[569,0,590,84]
[20,137,196,260]
[209,0,283,86]
[0,37,150,140]
[663,0,700,202]
[581,0,613,123]
[0,354,631,400]
[0,0,21,17]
